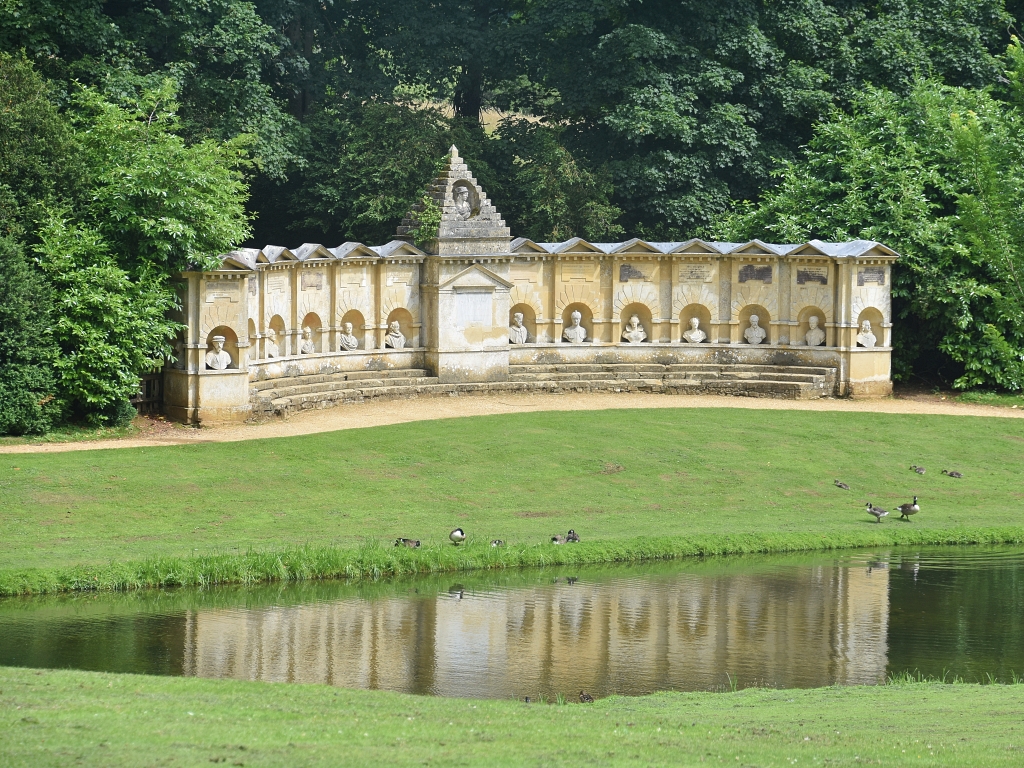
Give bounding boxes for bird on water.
[834,480,850,490]
[449,528,466,545]
[942,469,963,478]
[897,496,920,521]
[865,502,889,523]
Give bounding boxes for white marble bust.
[563,310,587,343]
[338,322,358,351]
[299,326,316,354]
[265,328,279,358]
[856,320,877,348]
[205,335,232,370]
[509,312,529,344]
[683,317,706,343]
[453,185,472,220]
[385,321,406,349]
[744,315,767,344]
[621,314,647,344]
[805,316,825,347]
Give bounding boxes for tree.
[717,44,1024,390]
[0,237,58,435]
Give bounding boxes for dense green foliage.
[3,408,1022,581]
[4,666,1024,766]
[0,237,57,435]
[720,42,1024,389]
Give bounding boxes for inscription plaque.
[738,264,773,284]
[619,264,646,282]
[561,263,593,281]
[301,271,324,290]
[205,282,240,303]
[857,267,885,286]
[680,264,711,282]
[267,275,287,293]
[796,267,828,285]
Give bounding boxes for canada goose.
[490,539,505,547]
[834,480,850,490]
[942,469,964,478]
[579,690,595,703]
[552,534,566,544]
[394,538,420,548]
[897,496,920,521]
[865,502,889,523]
[449,528,466,545]
[911,465,926,475]
[566,529,581,543]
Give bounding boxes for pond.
[2,546,1023,700]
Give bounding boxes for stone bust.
[509,312,529,344]
[299,326,316,354]
[621,314,647,344]
[744,314,767,344]
[563,310,587,343]
[265,328,279,359]
[857,320,877,348]
[338,322,358,351]
[683,317,706,343]
[453,185,473,220]
[385,320,406,349]
[205,335,232,370]
[805,315,826,347]
[171,338,186,369]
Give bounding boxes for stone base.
[427,349,510,384]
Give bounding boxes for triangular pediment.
[438,264,514,291]
[612,238,662,255]
[554,238,605,254]
[260,245,296,263]
[670,239,722,255]
[220,248,258,270]
[375,240,426,258]
[330,242,379,260]
[731,240,778,256]
[787,242,830,258]
[511,237,549,254]
[293,243,332,261]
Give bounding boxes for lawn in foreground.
[1,408,1022,576]
[2,666,1022,767]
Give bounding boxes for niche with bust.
[451,181,479,221]
[508,303,536,344]
[386,308,415,349]
[796,306,829,347]
[856,307,885,347]
[339,309,365,351]
[205,326,238,370]
[679,303,712,343]
[299,312,323,354]
[618,303,652,343]
[738,305,771,345]
[561,303,593,343]
[266,315,286,358]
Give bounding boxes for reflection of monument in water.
[182,564,890,696]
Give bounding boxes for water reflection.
[2,548,1023,699]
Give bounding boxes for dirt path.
[2,390,1021,455]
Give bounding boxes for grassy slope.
[1,408,1022,591]
[2,666,1022,767]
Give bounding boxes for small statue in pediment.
[453,184,473,220]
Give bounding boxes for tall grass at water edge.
[3,525,1023,596]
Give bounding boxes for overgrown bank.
[3,527,1024,597]
[2,666,1022,767]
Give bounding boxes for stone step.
[508,363,666,374]
[252,368,431,392]
[509,371,664,383]
[663,363,833,376]
[266,376,440,399]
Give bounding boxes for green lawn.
[1,666,1021,767]
[1,408,1023,585]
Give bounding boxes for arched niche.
[796,306,828,347]
[618,302,653,343]
[386,308,415,348]
[247,319,257,361]
[679,303,712,343]
[509,303,536,343]
[857,307,885,347]
[560,302,593,343]
[205,325,238,369]
[738,304,771,345]
[267,314,286,357]
[300,312,323,354]
[340,309,365,351]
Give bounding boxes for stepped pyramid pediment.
[396,145,511,256]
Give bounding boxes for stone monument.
[338,322,359,351]
[385,321,406,349]
[299,326,315,354]
[205,335,232,370]
[805,316,825,347]
[622,315,647,344]
[563,310,587,343]
[683,317,706,343]
[744,315,767,345]
[509,312,529,344]
[856,320,876,348]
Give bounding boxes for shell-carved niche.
[673,283,719,323]
[613,282,659,320]
[335,289,371,327]
[792,284,834,321]
[381,289,418,325]
[852,284,891,323]
[555,283,600,315]
[509,284,544,319]
[731,284,779,320]
[200,302,240,340]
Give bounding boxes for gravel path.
[2,390,1021,455]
